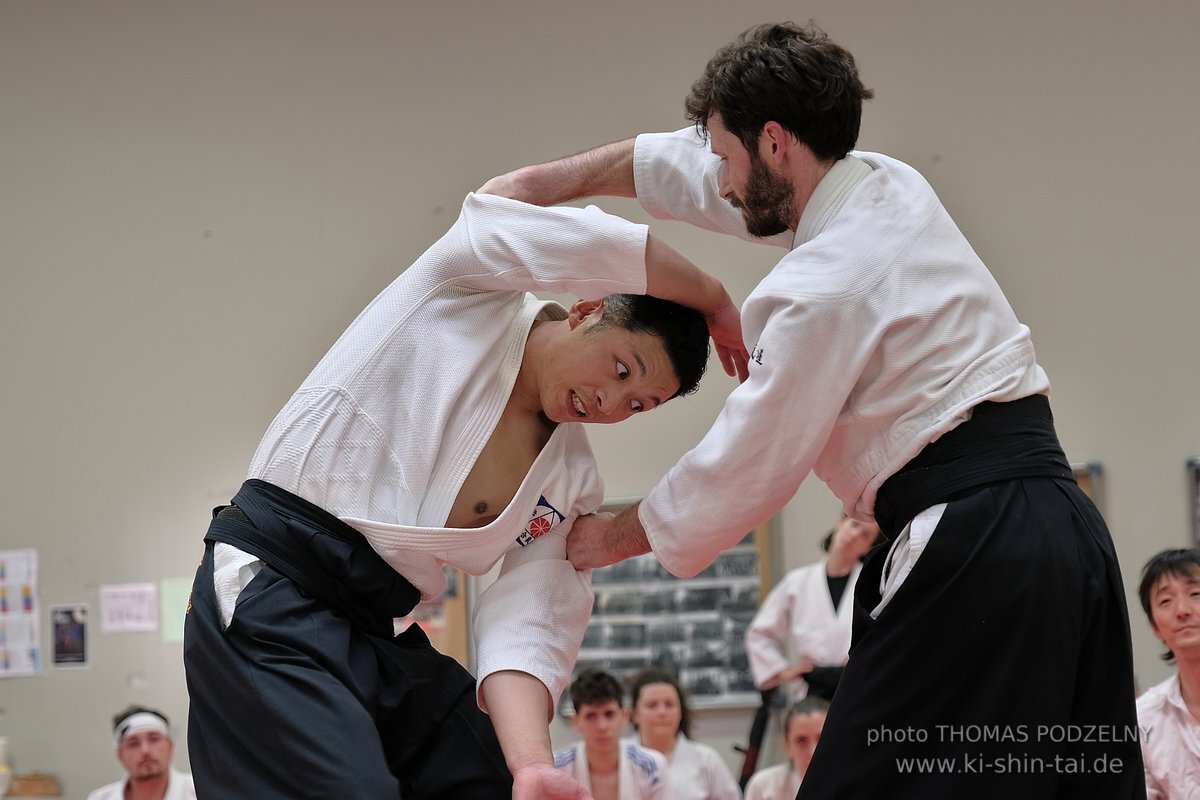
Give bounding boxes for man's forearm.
[480,138,637,206]
[479,670,555,772]
[643,234,732,318]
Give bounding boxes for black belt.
[205,479,421,637]
[874,395,1073,537]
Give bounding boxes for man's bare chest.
[444,407,553,529]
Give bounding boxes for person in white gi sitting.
[1136,548,1200,799]
[625,668,742,800]
[85,706,196,800]
[554,667,669,800]
[743,697,828,800]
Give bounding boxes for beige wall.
[2,0,1197,793]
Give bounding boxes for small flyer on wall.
[51,605,88,668]
[99,582,159,633]
[0,548,40,678]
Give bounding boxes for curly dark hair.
[569,666,625,712]
[685,22,873,162]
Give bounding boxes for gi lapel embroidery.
[516,495,565,546]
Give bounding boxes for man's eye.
[631,400,644,413]
[617,362,629,379]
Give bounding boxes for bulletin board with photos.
[564,502,773,715]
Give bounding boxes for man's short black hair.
[595,294,710,399]
[569,666,625,713]
[1138,548,1200,662]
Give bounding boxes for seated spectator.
[743,697,829,800]
[554,667,669,799]
[1136,548,1200,799]
[85,705,196,800]
[625,668,741,800]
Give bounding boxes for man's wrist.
[614,503,652,560]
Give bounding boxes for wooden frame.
[1071,461,1105,513]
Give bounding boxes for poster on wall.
[0,548,40,678]
[51,604,88,668]
[99,582,159,633]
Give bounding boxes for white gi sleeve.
[471,519,594,713]
[641,272,869,577]
[744,571,796,688]
[633,128,793,248]
[431,192,649,297]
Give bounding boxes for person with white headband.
[85,706,196,800]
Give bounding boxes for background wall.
[2,1,1197,794]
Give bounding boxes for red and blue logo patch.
[516,495,564,546]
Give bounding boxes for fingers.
[734,348,749,382]
[716,344,750,381]
[718,345,750,382]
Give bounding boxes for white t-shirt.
[1137,673,1200,799]
[632,128,1049,577]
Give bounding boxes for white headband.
[113,712,170,747]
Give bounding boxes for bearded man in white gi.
[481,21,1143,800]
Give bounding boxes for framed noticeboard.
[568,502,773,711]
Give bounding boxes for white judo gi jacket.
[221,193,652,707]
[630,129,1049,578]
[553,740,669,800]
[745,560,858,694]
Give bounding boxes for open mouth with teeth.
[570,390,588,418]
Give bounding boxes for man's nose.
[718,164,733,199]
[596,386,628,418]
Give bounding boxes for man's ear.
[761,121,793,165]
[570,712,583,733]
[568,297,606,329]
